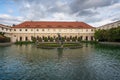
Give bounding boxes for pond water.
[0,44,120,80]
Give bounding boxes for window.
[14,29,16,31]
[91,36,94,41]
[42,29,44,31]
[86,29,88,32]
[25,29,27,31]
[80,36,82,40]
[20,29,22,31]
[25,37,28,41]
[2,27,4,30]
[37,29,39,31]
[86,36,88,41]
[6,28,8,31]
[91,29,93,31]
[20,37,22,41]
[31,29,33,31]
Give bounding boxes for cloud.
[0,14,25,25]
[0,0,120,27]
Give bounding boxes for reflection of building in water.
[57,48,63,60]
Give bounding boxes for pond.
[0,44,120,80]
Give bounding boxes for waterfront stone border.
[99,42,120,46]
[0,42,13,46]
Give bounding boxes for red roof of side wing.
[12,21,95,29]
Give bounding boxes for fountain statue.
[57,33,63,48]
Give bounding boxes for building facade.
[0,24,11,37]
[10,21,95,42]
[97,20,120,30]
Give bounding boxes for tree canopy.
[94,27,120,42]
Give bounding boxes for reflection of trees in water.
[57,48,63,60]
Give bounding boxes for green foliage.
[44,37,48,42]
[78,37,82,42]
[37,37,42,42]
[94,27,120,42]
[37,43,82,48]
[0,32,5,36]
[61,37,65,42]
[50,37,54,42]
[31,37,37,42]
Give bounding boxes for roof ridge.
[12,21,95,29]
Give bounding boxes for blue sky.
[0,0,120,27]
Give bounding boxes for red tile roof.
[0,24,10,28]
[12,21,95,29]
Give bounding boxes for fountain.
[37,33,82,49]
[57,33,63,48]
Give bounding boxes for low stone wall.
[0,42,13,46]
[99,42,120,46]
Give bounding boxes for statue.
[57,33,63,47]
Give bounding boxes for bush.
[95,27,120,42]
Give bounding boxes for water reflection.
[57,48,63,61]
[0,44,120,80]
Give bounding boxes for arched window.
[91,36,94,41]
[86,36,88,41]
[25,29,27,31]
[20,37,22,41]
[25,37,28,41]
[37,29,39,31]
[80,36,82,40]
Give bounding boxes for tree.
[94,27,120,42]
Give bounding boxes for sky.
[0,0,120,27]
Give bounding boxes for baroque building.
[97,20,120,30]
[0,24,11,37]
[10,21,95,42]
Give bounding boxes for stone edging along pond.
[0,42,13,46]
[36,43,83,49]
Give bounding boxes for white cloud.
[0,0,120,27]
[0,14,25,25]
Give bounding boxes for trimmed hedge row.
[37,43,82,48]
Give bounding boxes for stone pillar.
[82,36,86,41]
[88,36,91,41]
